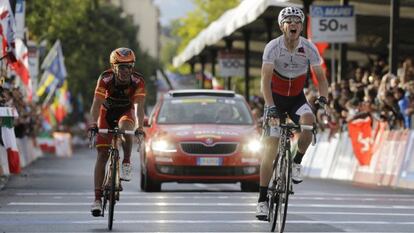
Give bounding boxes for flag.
[51,80,71,123]
[36,40,67,97]
[0,0,16,62]
[9,38,31,94]
[307,16,328,87]
[14,0,25,39]
[348,116,373,166]
[41,106,54,129]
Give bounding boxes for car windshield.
[157,96,254,125]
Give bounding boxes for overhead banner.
[310,5,356,43]
[218,51,244,78]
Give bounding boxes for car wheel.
[142,169,161,192]
[240,182,259,192]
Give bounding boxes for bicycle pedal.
[256,215,268,221]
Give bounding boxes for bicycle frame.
[91,127,136,230]
[266,115,316,233]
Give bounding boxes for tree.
[26,0,159,122]
[162,0,240,73]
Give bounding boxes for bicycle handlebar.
[88,128,145,149]
[264,117,317,145]
[279,122,313,131]
[97,128,135,135]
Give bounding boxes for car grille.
[156,165,259,176]
[180,143,238,155]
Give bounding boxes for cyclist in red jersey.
[256,7,329,220]
[88,47,146,217]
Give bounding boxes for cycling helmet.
[110,47,135,66]
[278,7,305,26]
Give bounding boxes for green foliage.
[26,0,159,121]
[162,0,240,73]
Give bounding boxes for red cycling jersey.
[94,69,146,147]
[94,69,146,104]
[262,36,322,96]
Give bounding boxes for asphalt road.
[1,146,414,232]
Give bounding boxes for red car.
[140,90,262,192]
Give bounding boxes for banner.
[348,116,373,165]
[218,51,244,77]
[310,5,356,43]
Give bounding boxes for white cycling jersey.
[262,36,322,96]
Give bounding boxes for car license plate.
[197,157,222,166]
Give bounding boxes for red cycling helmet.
[110,47,135,66]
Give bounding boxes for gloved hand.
[88,123,98,137]
[134,127,145,138]
[315,96,328,109]
[265,106,279,119]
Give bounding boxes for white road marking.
[1,219,413,225]
[13,192,414,202]
[7,202,414,209]
[2,218,414,226]
[14,192,414,198]
[1,210,414,217]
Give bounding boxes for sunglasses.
[116,64,133,71]
[283,17,302,24]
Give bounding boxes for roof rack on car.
[169,89,235,97]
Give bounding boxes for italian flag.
[1,117,21,174]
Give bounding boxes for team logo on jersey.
[102,76,112,83]
[297,47,305,54]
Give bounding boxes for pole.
[338,0,349,81]
[243,30,250,101]
[200,56,205,89]
[331,43,336,83]
[389,0,400,75]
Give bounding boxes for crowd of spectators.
[249,56,414,132]
[0,81,43,142]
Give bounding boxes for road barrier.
[0,145,10,176]
[302,129,414,190]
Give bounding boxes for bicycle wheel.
[268,156,279,231]
[108,149,118,230]
[273,150,291,233]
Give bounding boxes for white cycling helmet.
[278,7,305,25]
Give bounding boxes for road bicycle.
[264,113,316,232]
[89,127,143,230]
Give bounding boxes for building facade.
[109,0,160,60]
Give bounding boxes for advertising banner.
[310,5,356,43]
[218,51,244,77]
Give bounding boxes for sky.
[153,0,196,26]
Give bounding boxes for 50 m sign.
[310,5,356,43]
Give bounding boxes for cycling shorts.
[272,92,313,124]
[96,107,135,148]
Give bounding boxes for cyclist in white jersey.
[256,6,329,220]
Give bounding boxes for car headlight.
[244,139,262,153]
[151,139,177,153]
